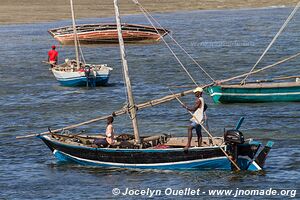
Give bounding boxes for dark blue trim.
[57,76,110,87]
[53,150,232,170]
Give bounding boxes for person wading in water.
[182,87,206,150]
[48,45,58,68]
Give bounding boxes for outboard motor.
[224,129,244,170]
[224,130,244,145]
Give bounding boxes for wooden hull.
[48,23,169,45]
[38,135,270,171]
[51,63,112,87]
[207,82,300,103]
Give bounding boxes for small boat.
[48,23,170,45]
[52,60,112,87]
[207,81,300,104]
[50,0,112,87]
[204,3,300,104]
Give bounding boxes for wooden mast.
[70,0,80,70]
[114,0,141,144]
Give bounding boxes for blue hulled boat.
[51,61,112,87]
[38,130,273,171]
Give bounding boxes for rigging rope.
[169,89,241,170]
[220,51,300,84]
[132,0,198,87]
[133,0,215,82]
[241,1,300,84]
[77,38,86,64]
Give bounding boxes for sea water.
[0,7,299,199]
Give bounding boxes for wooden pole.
[16,84,215,139]
[16,88,199,139]
[114,0,140,144]
[170,90,241,171]
[272,75,300,81]
[70,0,80,70]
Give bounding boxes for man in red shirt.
[48,45,58,67]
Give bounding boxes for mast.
[70,0,80,70]
[114,0,140,144]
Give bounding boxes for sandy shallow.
[0,0,298,25]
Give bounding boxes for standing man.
[48,45,58,68]
[182,87,205,149]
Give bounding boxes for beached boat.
[50,0,112,87]
[207,81,300,103]
[48,23,169,45]
[24,0,272,171]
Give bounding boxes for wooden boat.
[204,3,300,104]
[48,23,170,45]
[52,60,112,87]
[22,0,273,171]
[38,130,273,170]
[50,0,112,87]
[207,81,300,103]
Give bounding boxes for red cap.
[51,45,56,49]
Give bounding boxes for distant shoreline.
[0,0,297,25]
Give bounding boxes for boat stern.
[224,118,274,171]
[235,140,274,171]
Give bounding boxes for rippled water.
[0,7,299,199]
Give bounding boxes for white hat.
[193,87,203,93]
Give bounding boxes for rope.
[169,89,241,170]
[121,63,129,106]
[241,1,300,84]
[113,8,132,119]
[133,0,215,82]
[132,0,198,87]
[220,51,300,84]
[77,38,86,64]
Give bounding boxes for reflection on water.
[0,7,299,199]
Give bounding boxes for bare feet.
[184,145,190,151]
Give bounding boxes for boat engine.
[224,130,244,170]
[224,130,244,145]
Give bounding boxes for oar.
[42,61,58,68]
[169,89,241,171]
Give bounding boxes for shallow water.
[0,7,299,199]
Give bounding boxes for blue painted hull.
[38,135,266,171]
[57,75,110,87]
[53,150,232,170]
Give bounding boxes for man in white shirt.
[182,87,205,149]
